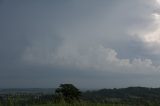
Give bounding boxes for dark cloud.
[0,0,160,88]
[0,0,3,4]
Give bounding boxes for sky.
[1,0,160,89]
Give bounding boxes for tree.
[55,84,81,103]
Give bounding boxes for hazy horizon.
[1,0,160,89]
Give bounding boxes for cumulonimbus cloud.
[22,0,160,75]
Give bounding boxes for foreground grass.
[33,104,127,106]
[0,100,156,106]
[32,104,128,106]
[31,100,160,106]
[32,101,129,106]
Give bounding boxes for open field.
[31,101,130,106]
[30,102,154,106]
[1,87,160,106]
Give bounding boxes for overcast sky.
[1,0,160,89]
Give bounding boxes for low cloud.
[23,43,159,75]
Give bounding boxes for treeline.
[82,87,160,105]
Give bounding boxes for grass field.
[0,99,156,106]
[32,103,128,106]
[31,100,158,106]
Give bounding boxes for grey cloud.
[22,0,159,71]
[1,0,160,88]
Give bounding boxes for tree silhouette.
[55,84,81,103]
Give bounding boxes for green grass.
[0,99,155,106]
[32,101,129,106]
[0,96,156,106]
[32,104,128,106]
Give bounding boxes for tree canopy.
[55,84,81,102]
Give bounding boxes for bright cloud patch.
[134,15,160,44]
[22,43,159,74]
[130,0,160,55]
[156,0,160,5]
[143,13,160,44]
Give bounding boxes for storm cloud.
[1,0,160,88]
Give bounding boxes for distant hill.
[82,87,160,104]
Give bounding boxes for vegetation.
[55,84,81,103]
[1,85,160,105]
[32,101,129,106]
